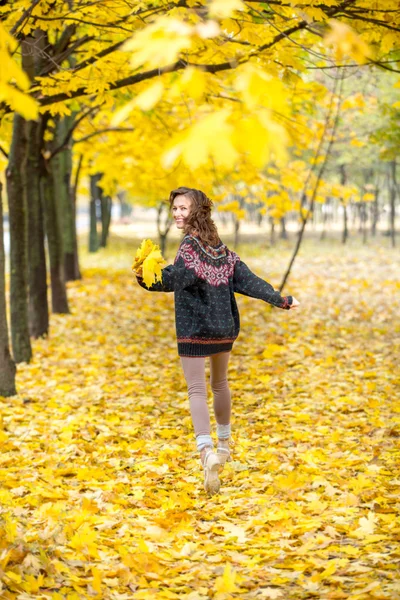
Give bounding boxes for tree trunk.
[371,184,379,237]
[320,200,328,241]
[342,204,348,244]
[389,159,396,248]
[41,164,70,314]
[26,118,49,337]
[118,191,132,220]
[100,194,112,247]
[280,216,287,240]
[70,153,82,280]
[54,118,77,280]
[233,216,240,249]
[157,201,173,257]
[340,165,348,245]
[6,114,32,363]
[89,174,100,253]
[0,181,17,396]
[269,217,275,246]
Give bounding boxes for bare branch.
[74,127,135,144]
[49,105,101,159]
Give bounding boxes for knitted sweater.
[137,233,292,357]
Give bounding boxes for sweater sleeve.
[136,239,198,293]
[233,260,292,309]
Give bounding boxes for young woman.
[136,187,299,494]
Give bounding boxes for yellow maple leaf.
[133,239,166,287]
[234,64,287,112]
[324,19,373,64]
[209,0,245,19]
[214,563,238,594]
[123,16,192,69]
[0,24,39,120]
[134,80,164,111]
[162,108,238,170]
[353,512,378,537]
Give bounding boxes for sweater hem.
[178,339,235,357]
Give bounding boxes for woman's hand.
[290,297,300,309]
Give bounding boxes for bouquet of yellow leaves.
[132,239,166,288]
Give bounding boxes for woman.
[136,186,299,494]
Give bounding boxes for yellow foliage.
[209,0,245,19]
[132,239,166,287]
[235,63,287,112]
[324,19,373,64]
[134,80,165,111]
[162,108,238,170]
[123,17,193,69]
[169,67,206,101]
[362,193,375,202]
[0,24,38,119]
[214,563,238,593]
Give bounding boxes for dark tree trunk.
[89,174,100,253]
[280,216,287,240]
[6,114,32,363]
[100,195,112,248]
[53,118,77,280]
[0,181,17,396]
[26,118,49,337]
[41,164,70,314]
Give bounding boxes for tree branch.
[49,105,101,158]
[10,0,42,36]
[73,128,135,144]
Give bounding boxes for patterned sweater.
[137,233,293,357]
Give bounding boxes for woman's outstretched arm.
[233,260,293,309]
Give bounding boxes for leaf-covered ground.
[1,235,399,599]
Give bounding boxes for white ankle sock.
[217,423,231,439]
[196,434,213,451]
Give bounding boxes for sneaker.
[217,439,232,464]
[201,448,221,495]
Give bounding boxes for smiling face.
[172,194,192,229]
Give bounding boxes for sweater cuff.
[281,295,293,310]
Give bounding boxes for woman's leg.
[210,351,231,441]
[180,356,213,453]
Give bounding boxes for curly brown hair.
[169,187,221,247]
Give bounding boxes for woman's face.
[172,194,192,229]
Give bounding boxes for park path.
[0,240,399,599]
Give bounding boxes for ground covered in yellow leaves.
[1,235,399,599]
